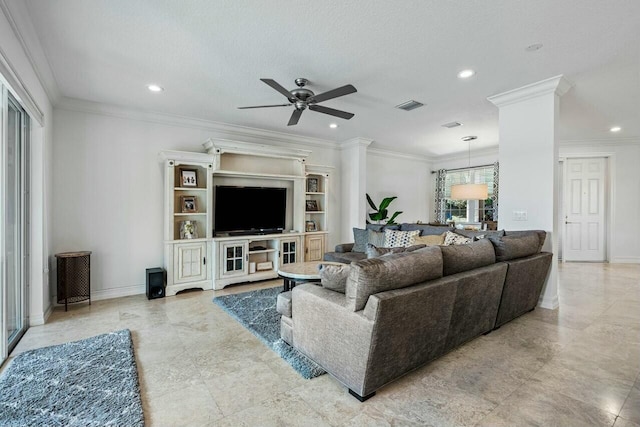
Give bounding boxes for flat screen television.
[214,186,287,235]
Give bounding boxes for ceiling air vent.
[442,121,462,128]
[395,100,424,111]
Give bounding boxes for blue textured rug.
[0,329,144,427]
[214,286,326,379]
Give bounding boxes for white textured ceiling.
[19,0,640,156]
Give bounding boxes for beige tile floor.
[6,262,640,426]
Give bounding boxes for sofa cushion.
[352,227,368,252]
[323,251,366,264]
[366,243,427,259]
[366,223,401,232]
[440,239,496,276]
[489,233,541,262]
[319,263,351,293]
[384,229,420,247]
[454,229,505,240]
[276,291,292,318]
[346,246,443,311]
[399,223,452,236]
[504,230,547,252]
[443,231,472,246]
[414,233,446,246]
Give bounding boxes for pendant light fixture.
[450,136,488,200]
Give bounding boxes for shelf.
[306,192,325,195]
[174,187,207,191]
[174,212,207,216]
[248,248,277,254]
[306,211,325,214]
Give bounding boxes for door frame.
[560,153,613,262]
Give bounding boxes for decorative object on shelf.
[307,177,319,192]
[180,220,198,239]
[305,220,317,232]
[306,200,319,211]
[180,196,197,213]
[366,193,403,225]
[180,169,197,187]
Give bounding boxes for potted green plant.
[366,194,403,225]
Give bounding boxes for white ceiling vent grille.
[442,121,462,128]
[395,100,424,111]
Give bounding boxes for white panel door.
[175,242,207,283]
[563,158,606,261]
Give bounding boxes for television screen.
[214,186,287,234]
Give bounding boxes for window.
[434,164,498,225]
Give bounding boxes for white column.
[339,138,372,242]
[488,75,571,310]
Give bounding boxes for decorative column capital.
[339,137,374,150]
[487,75,572,108]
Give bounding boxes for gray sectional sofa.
[276,229,551,401]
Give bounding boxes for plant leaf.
[366,193,378,211]
[369,212,382,221]
[387,211,403,225]
[378,196,397,212]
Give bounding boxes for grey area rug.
[0,329,144,427]
[214,286,326,379]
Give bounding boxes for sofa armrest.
[334,243,355,253]
[291,284,374,395]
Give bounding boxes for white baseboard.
[610,257,640,264]
[538,294,559,310]
[30,303,53,326]
[53,284,146,305]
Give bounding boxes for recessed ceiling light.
[147,84,164,92]
[329,123,338,129]
[457,69,475,79]
[610,126,621,132]
[525,43,543,52]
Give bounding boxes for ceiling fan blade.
[308,104,354,120]
[238,104,290,109]
[261,78,294,100]
[288,109,303,126]
[308,84,357,103]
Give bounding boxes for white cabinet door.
[220,240,248,277]
[305,234,325,262]
[280,238,300,265]
[564,157,606,261]
[174,242,207,283]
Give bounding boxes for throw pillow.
[352,228,368,252]
[367,229,386,248]
[384,229,420,247]
[318,263,350,293]
[414,233,446,246]
[366,243,427,258]
[443,231,472,246]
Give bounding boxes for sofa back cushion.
[489,233,541,262]
[399,223,452,236]
[453,229,505,240]
[366,243,427,259]
[504,230,547,252]
[440,239,496,276]
[346,246,443,311]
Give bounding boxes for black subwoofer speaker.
[146,267,165,300]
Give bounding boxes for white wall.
[366,150,432,224]
[1,8,54,324]
[52,106,342,299]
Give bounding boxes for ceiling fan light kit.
[239,78,357,126]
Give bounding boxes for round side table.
[55,251,92,311]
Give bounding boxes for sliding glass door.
[1,87,29,363]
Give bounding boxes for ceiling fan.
[238,78,357,126]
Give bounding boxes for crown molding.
[339,137,373,150]
[488,75,573,108]
[0,0,61,105]
[56,96,342,150]
[203,138,311,160]
[367,147,432,162]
